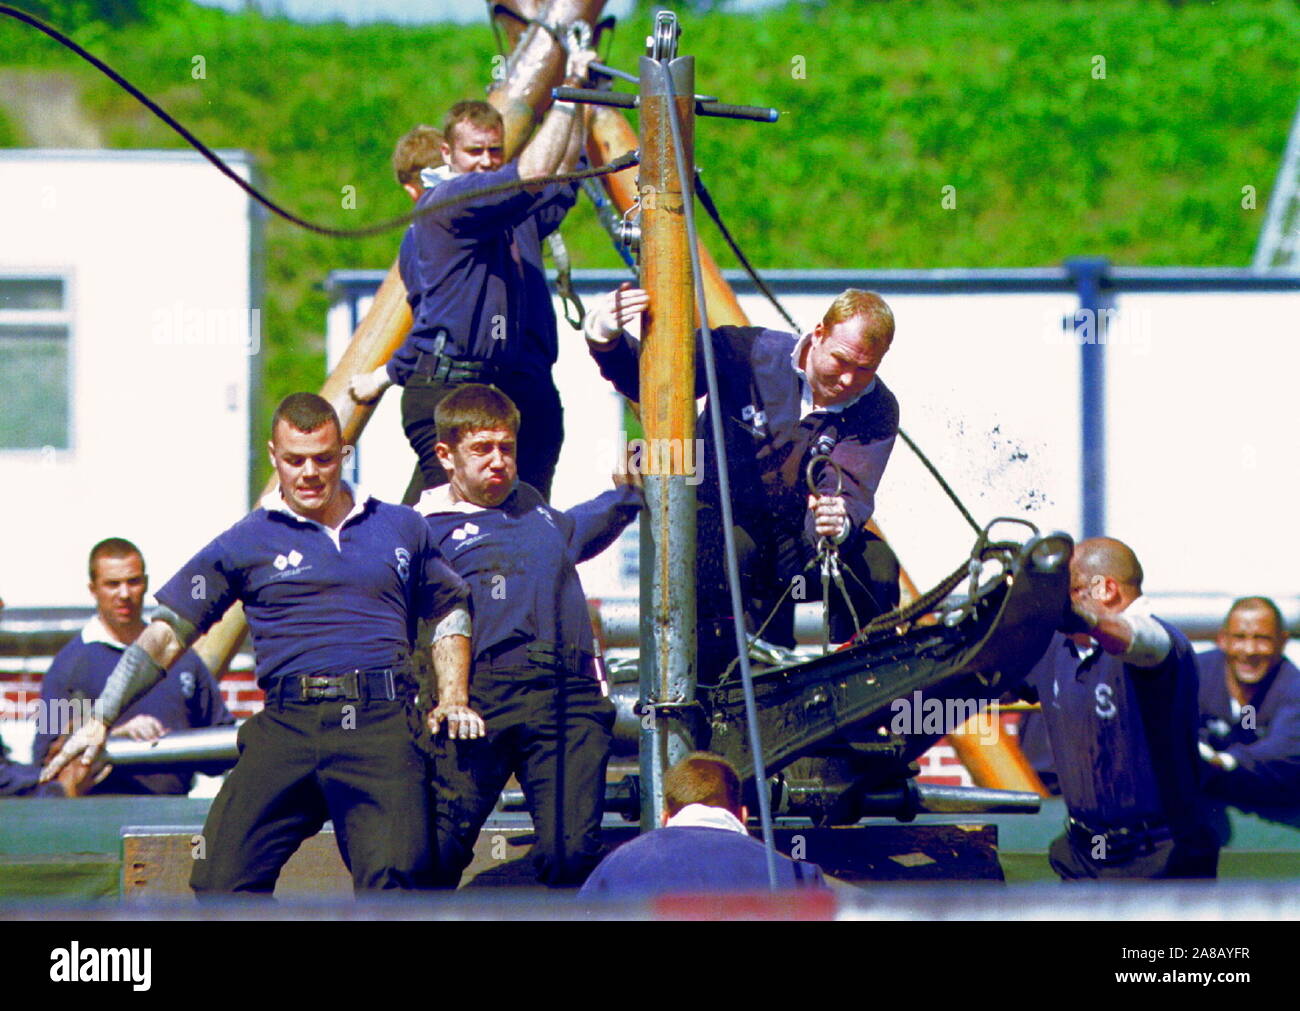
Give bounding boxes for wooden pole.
[636,39,699,829]
[947,715,1051,796]
[586,104,747,328]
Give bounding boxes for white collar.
[1126,594,1156,617]
[665,803,749,836]
[414,482,518,517]
[419,164,457,189]
[259,481,373,532]
[790,333,877,418]
[80,614,132,651]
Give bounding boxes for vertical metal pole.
[637,42,698,831]
[1067,256,1110,541]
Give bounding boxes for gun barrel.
[104,725,240,767]
[914,783,1042,815]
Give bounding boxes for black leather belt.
[272,670,398,703]
[410,346,495,385]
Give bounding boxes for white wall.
[1106,291,1300,598]
[0,150,254,607]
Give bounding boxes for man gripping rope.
[584,284,901,681]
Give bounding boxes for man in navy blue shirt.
[1022,537,1218,879]
[584,285,901,680]
[417,384,640,886]
[349,45,598,504]
[33,538,232,796]
[1197,597,1300,813]
[44,394,480,894]
[579,752,828,897]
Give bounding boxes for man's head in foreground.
[803,289,894,408]
[441,100,505,175]
[1218,596,1288,689]
[1069,536,1145,617]
[435,383,520,508]
[87,537,148,644]
[663,752,747,825]
[267,393,349,524]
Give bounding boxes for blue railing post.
[1065,256,1111,540]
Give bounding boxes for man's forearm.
[432,633,472,706]
[517,101,582,182]
[95,619,187,725]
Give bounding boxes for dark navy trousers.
[190,691,433,896]
[430,663,614,888]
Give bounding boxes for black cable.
[0,3,635,238]
[695,164,988,539]
[652,57,780,892]
[695,172,801,333]
[896,429,983,536]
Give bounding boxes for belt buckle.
[299,671,359,701]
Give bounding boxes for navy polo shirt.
[1197,650,1300,808]
[418,481,640,666]
[155,488,468,688]
[389,161,579,385]
[579,826,826,897]
[589,326,897,550]
[33,616,232,794]
[1025,615,1204,829]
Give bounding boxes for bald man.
[1020,537,1218,879]
[1197,597,1300,812]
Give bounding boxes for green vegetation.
[2,0,1299,475]
[0,103,19,145]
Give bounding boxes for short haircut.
[820,289,895,348]
[664,752,743,818]
[271,392,341,440]
[1225,596,1287,637]
[1073,536,1144,592]
[434,383,520,448]
[393,125,445,188]
[89,537,142,581]
[443,100,504,148]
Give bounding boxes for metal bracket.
[648,10,679,62]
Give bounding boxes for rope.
[546,231,585,329]
[695,171,801,333]
[897,429,983,536]
[695,164,988,540]
[0,3,635,238]
[857,537,1022,638]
